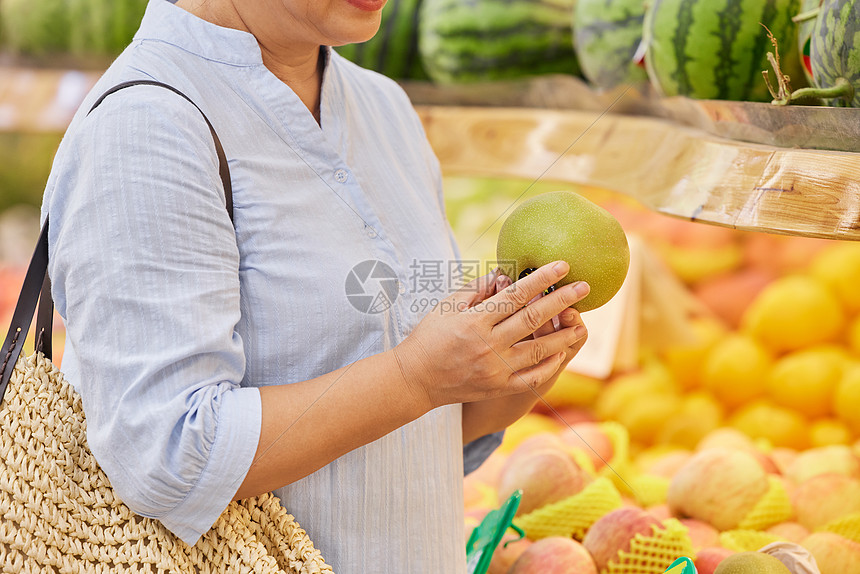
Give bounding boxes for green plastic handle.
[465,490,523,574]
[665,556,697,574]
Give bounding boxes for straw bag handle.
[0,80,233,401]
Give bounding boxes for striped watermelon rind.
[419,0,580,84]
[796,0,824,84]
[808,0,859,105]
[644,0,804,102]
[573,0,649,90]
[335,0,428,80]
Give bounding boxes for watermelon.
[643,0,804,101]
[335,0,428,80]
[0,0,147,58]
[573,0,649,90]
[796,0,824,84]
[419,0,580,84]
[807,0,859,105]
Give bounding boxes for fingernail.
[553,261,569,276]
[490,267,501,279]
[573,281,590,298]
[574,325,587,338]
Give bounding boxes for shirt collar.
[134,0,266,66]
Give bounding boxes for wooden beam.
[417,105,860,240]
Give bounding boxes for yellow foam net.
[627,475,671,508]
[820,512,860,544]
[736,476,793,531]
[605,518,694,574]
[597,421,638,497]
[719,529,783,552]
[513,477,623,541]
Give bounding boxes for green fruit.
[418,0,580,84]
[713,552,791,574]
[809,0,860,106]
[574,0,650,90]
[643,0,804,101]
[335,0,429,80]
[496,191,630,312]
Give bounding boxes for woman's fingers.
[471,261,570,323]
[505,324,588,373]
[441,267,501,313]
[493,280,590,346]
[507,352,567,393]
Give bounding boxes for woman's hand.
[394,261,590,411]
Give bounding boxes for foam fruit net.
[513,477,623,541]
[605,518,694,574]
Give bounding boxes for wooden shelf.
[415,105,860,241]
[2,65,859,240]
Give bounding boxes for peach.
[559,422,615,471]
[680,518,720,551]
[696,428,780,474]
[791,473,860,530]
[509,536,597,574]
[764,522,810,544]
[468,450,508,489]
[582,507,663,572]
[647,504,673,521]
[498,448,590,516]
[801,532,860,574]
[644,450,694,479]
[486,534,532,574]
[667,448,769,531]
[784,445,860,484]
[694,547,736,574]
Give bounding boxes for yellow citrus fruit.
[616,391,683,446]
[729,400,809,450]
[661,317,727,390]
[657,243,744,285]
[594,361,677,420]
[656,391,725,449]
[810,419,853,447]
[741,275,845,353]
[702,334,773,409]
[498,414,561,453]
[834,364,860,434]
[847,316,860,357]
[810,242,860,314]
[765,345,849,418]
[542,369,604,408]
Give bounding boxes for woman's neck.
[173,0,324,124]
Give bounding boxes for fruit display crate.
[2,65,860,240]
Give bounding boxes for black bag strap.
[0,80,233,401]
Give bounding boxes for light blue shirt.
[42,1,500,571]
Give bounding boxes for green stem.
[790,77,855,103]
[792,7,821,23]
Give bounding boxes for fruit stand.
[2,1,860,574]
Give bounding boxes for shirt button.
[366,227,378,238]
[334,169,349,183]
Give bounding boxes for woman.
[41,0,590,571]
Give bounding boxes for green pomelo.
[574,0,649,89]
[713,551,791,574]
[644,0,805,101]
[496,191,630,313]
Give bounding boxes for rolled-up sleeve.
[44,86,261,545]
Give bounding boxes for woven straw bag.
[0,81,333,573]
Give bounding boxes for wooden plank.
[416,105,860,240]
